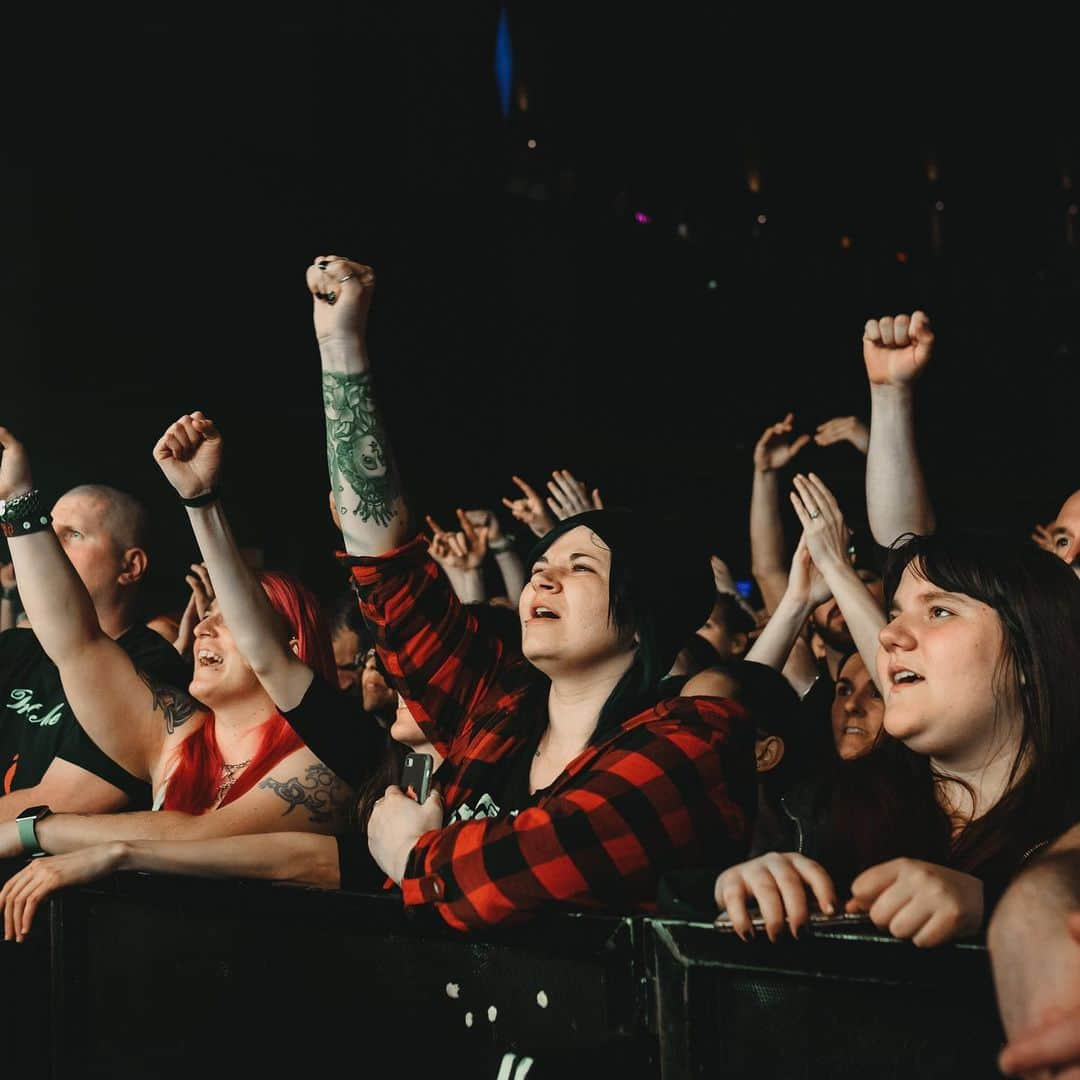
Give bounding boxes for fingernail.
[823,902,835,915]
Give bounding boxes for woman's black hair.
[525,509,714,743]
[878,530,1080,875]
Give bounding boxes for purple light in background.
[633,212,652,225]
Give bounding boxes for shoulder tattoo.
[138,670,199,735]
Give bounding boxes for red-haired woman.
[0,415,378,893]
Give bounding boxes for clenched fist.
[306,255,376,345]
[863,311,934,387]
[153,412,223,500]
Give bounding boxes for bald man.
[0,484,191,820]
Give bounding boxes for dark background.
[1,9,1077,616]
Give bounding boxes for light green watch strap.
[15,815,42,855]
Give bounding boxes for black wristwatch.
[14,804,52,856]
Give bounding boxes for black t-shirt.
[0,624,193,806]
[333,714,551,893]
[791,666,838,785]
[280,675,400,894]
[281,673,385,791]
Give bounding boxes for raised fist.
[306,255,376,345]
[0,427,33,502]
[863,311,934,387]
[153,412,223,500]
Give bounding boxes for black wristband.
[180,489,219,509]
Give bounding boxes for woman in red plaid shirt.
[310,256,758,931]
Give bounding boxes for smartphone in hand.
[400,752,433,804]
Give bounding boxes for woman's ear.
[754,735,785,774]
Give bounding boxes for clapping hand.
[789,473,854,575]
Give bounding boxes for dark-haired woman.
[712,529,1080,948]
[311,255,758,931]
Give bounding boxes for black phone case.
[400,753,432,803]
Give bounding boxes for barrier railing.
[0,862,1006,1079]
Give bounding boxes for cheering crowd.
[0,257,1077,1076]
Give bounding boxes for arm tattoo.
[138,671,199,735]
[259,762,351,824]
[322,370,402,527]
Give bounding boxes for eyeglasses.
[339,647,379,675]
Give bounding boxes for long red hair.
[163,570,337,814]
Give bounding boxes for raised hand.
[711,556,738,596]
[425,510,489,572]
[501,475,556,539]
[0,426,33,501]
[153,412,223,500]
[814,416,869,455]
[1031,521,1055,553]
[545,468,604,521]
[463,509,504,542]
[305,255,376,345]
[789,472,853,574]
[174,563,214,659]
[753,413,811,473]
[786,533,832,611]
[863,311,934,387]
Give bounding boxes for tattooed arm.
[308,257,411,557]
[0,747,353,861]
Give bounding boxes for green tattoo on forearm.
[322,370,402,528]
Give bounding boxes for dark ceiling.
[1,10,1077,612]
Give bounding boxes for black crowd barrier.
[0,860,1006,1079]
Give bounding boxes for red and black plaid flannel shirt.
[348,535,757,932]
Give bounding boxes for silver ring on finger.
[808,510,821,519]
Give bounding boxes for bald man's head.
[60,485,150,552]
[51,485,151,612]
